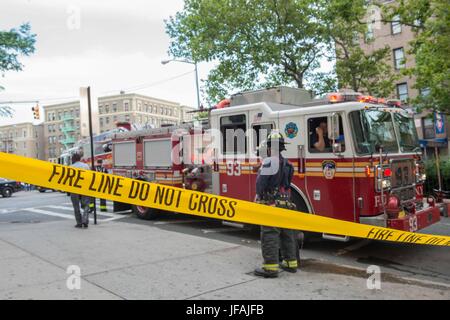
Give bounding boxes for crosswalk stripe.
[23,208,72,220]
[46,205,116,217]
[103,216,129,222]
[201,227,251,234]
[154,219,206,225]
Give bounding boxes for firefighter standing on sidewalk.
[90,159,108,212]
[254,131,299,278]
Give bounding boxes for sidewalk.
[0,220,448,300]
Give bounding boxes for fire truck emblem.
[284,122,298,139]
[322,160,336,179]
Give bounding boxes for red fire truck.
[111,87,444,240]
[110,123,212,218]
[58,122,131,169]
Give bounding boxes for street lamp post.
[161,59,201,109]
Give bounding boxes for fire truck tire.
[291,190,321,243]
[133,205,160,220]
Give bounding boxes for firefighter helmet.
[266,131,288,151]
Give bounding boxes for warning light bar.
[326,92,402,108]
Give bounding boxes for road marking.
[23,208,73,220]
[438,222,450,227]
[46,205,116,217]
[201,227,251,234]
[154,219,206,225]
[103,216,129,222]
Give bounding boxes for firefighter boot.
[100,199,107,212]
[254,264,279,278]
[280,259,298,273]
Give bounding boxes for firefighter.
[254,131,298,278]
[94,159,108,212]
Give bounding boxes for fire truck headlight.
[381,179,391,189]
[421,173,426,181]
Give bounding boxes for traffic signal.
[32,104,40,120]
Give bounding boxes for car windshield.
[350,109,398,154]
[393,113,420,152]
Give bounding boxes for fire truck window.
[252,124,273,152]
[308,116,345,153]
[220,114,247,155]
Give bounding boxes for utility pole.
[87,87,97,225]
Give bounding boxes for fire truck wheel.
[133,205,160,220]
[291,190,321,243]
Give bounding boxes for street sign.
[434,112,446,135]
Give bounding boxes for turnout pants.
[70,193,90,225]
[261,226,297,268]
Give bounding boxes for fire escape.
[60,114,76,149]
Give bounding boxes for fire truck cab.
[204,87,441,238]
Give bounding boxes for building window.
[112,103,117,113]
[423,117,435,139]
[105,104,109,113]
[100,118,104,127]
[113,115,117,122]
[420,87,431,97]
[124,102,129,112]
[396,83,409,102]
[125,115,130,122]
[391,15,401,34]
[105,117,110,125]
[99,106,103,114]
[393,48,405,69]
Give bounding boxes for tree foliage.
[0,23,36,117]
[166,0,327,104]
[323,0,399,97]
[166,0,415,103]
[382,0,450,112]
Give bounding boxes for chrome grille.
[391,159,415,188]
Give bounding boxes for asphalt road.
[1,190,449,287]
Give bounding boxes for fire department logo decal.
[322,160,336,180]
[284,122,298,139]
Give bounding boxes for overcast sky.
[0,0,214,126]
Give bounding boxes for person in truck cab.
[311,120,331,152]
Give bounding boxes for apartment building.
[0,122,45,159]
[43,93,195,161]
[361,1,449,159]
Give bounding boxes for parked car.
[36,186,55,193]
[0,178,21,198]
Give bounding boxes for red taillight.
[384,168,392,177]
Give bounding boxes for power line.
[0,70,196,105]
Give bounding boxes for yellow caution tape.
[1,152,449,246]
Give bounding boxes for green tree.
[382,0,450,112]
[0,23,36,117]
[166,0,327,104]
[323,0,399,97]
